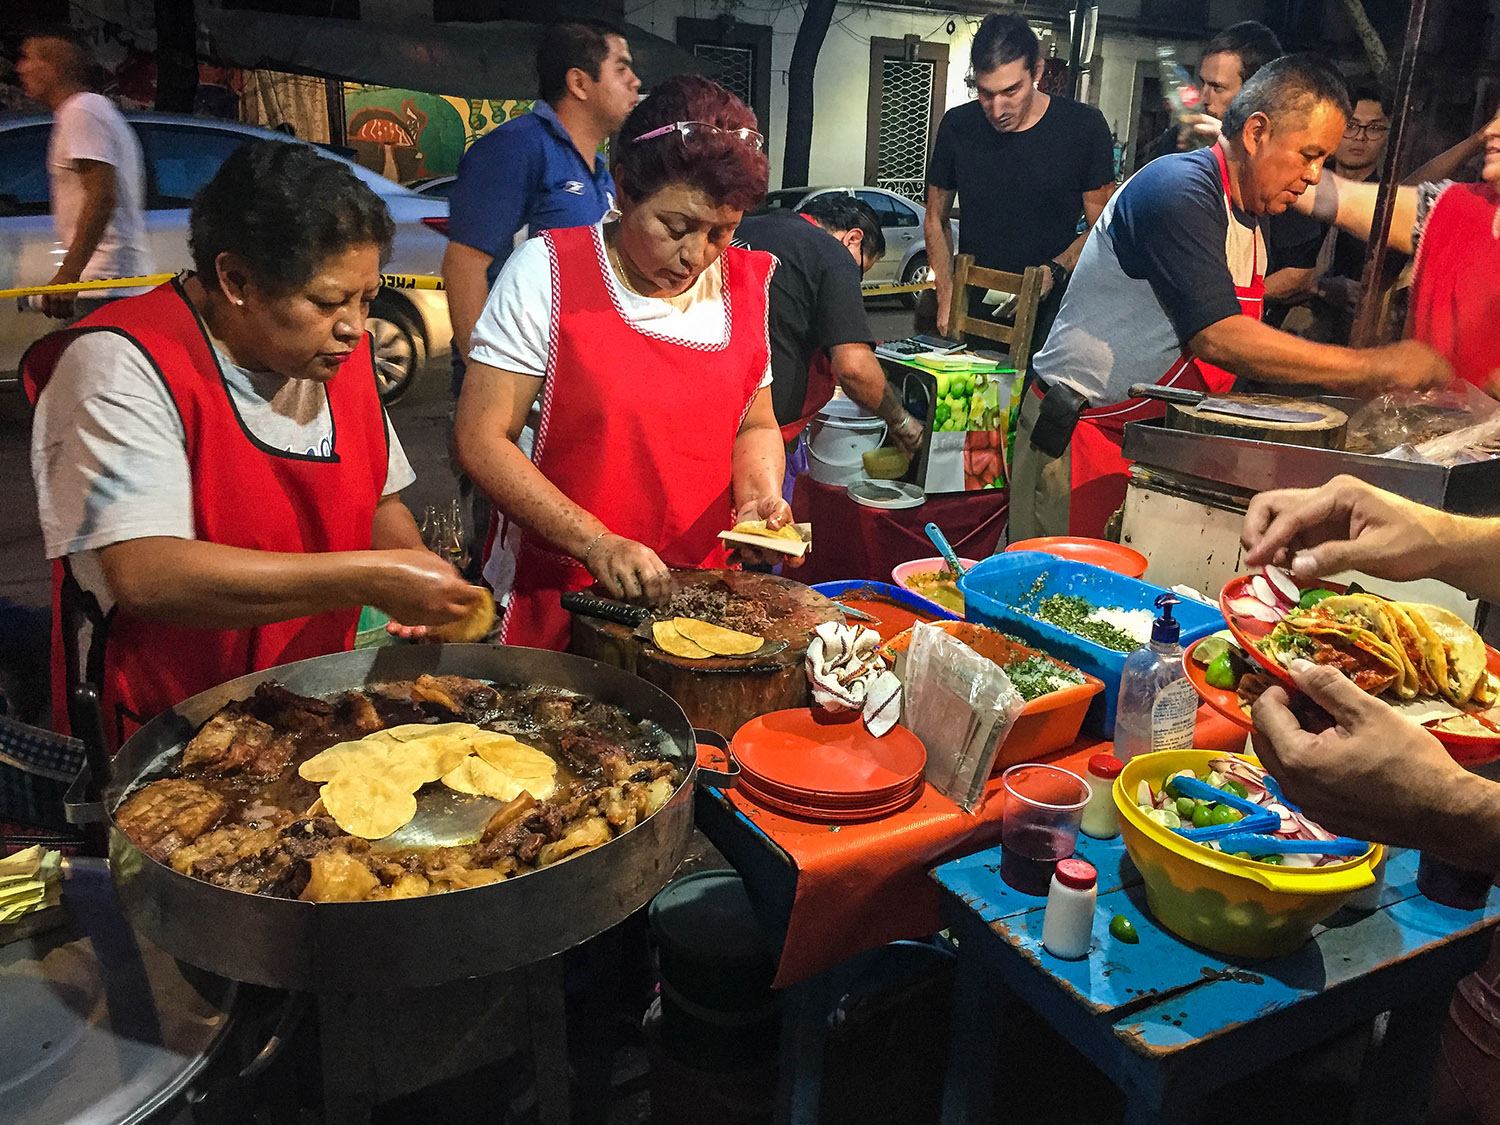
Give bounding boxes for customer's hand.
[586,534,672,604]
[1368,339,1454,393]
[731,496,806,569]
[41,269,80,319]
[1241,474,1453,583]
[1251,659,1467,848]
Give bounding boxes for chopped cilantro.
[1031,594,1140,652]
[1003,655,1087,701]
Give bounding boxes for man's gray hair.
[1221,53,1352,139]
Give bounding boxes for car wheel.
[899,252,932,310]
[367,299,426,404]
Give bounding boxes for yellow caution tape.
[0,274,175,299]
[379,273,445,291]
[861,281,935,298]
[2,271,447,300]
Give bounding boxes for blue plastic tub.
[957,552,1225,736]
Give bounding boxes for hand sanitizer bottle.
[1114,594,1196,762]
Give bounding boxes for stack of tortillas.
[652,617,764,660]
[299,722,558,839]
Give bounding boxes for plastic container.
[958,552,1224,736]
[808,398,887,485]
[1042,858,1097,959]
[1080,754,1122,839]
[1004,537,1148,578]
[879,620,1103,769]
[1113,750,1381,958]
[1114,594,1197,763]
[810,580,959,644]
[890,557,980,617]
[862,447,911,480]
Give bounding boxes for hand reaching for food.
[731,497,806,568]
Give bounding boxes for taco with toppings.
[1258,597,1407,697]
[1405,602,1496,707]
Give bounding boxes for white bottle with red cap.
[1081,754,1123,839]
[1041,858,1097,960]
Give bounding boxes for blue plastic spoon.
[924,522,967,576]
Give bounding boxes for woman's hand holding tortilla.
[1251,658,1469,851]
[730,496,805,569]
[372,550,488,637]
[586,534,672,604]
[1241,474,1450,583]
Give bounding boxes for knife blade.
[1194,398,1328,424]
[1126,382,1326,424]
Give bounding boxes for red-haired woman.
[455,76,792,649]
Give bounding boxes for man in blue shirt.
[442,19,640,393]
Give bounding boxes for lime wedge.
[1192,635,1229,666]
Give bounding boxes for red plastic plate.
[1005,536,1149,578]
[1218,572,1500,767]
[1183,639,1253,732]
[730,709,927,799]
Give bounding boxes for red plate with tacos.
[1218,568,1500,766]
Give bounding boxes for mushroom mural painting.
[342,85,535,182]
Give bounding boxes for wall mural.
[342,86,535,182]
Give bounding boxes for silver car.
[753,185,957,304]
[0,112,452,402]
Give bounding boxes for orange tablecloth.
[721,708,1248,988]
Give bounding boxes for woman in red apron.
[456,77,795,651]
[23,141,480,747]
[1296,106,1500,393]
[1064,142,1264,537]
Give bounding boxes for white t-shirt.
[31,331,415,613]
[47,92,154,284]
[468,222,773,388]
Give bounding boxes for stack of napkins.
[0,846,62,925]
[805,622,903,737]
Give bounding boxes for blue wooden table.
[933,837,1500,1125]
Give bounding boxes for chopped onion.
[1228,595,1283,624]
[1264,566,1301,607]
[1136,780,1153,807]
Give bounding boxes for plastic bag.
[900,623,1026,813]
[1345,384,1499,456]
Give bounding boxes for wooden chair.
[946,254,1047,372]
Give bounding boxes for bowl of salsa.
[891,557,978,616]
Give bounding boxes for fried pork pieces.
[114,676,679,902]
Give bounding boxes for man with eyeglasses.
[1264,83,1392,341]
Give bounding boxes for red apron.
[1060,143,1264,537]
[777,213,841,445]
[1409,181,1500,392]
[21,281,387,748]
[499,226,773,650]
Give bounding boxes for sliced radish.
[1228,596,1283,624]
[1264,566,1301,607]
[1250,575,1279,607]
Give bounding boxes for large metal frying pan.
[97,644,696,992]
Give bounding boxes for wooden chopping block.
[568,569,842,739]
[1165,393,1347,449]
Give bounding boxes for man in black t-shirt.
[925,14,1116,341]
[736,194,923,453]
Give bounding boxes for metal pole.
[1066,6,1086,99]
[1348,0,1432,348]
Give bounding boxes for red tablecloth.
[791,475,1009,585]
[724,708,1248,988]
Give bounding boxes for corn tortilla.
[320,771,418,840]
[673,617,764,656]
[652,620,712,659]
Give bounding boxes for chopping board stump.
[1166,394,1347,449]
[569,569,842,739]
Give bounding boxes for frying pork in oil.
[116,676,680,902]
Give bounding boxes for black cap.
[1152,592,1180,645]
